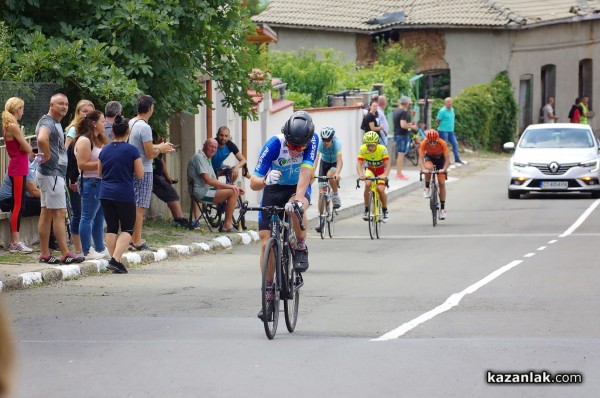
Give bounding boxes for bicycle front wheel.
[430,183,438,227]
[283,246,299,332]
[368,191,376,239]
[327,203,335,238]
[375,196,382,239]
[409,144,419,166]
[318,193,326,239]
[261,238,279,339]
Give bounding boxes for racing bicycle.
[316,175,338,239]
[420,169,446,227]
[356,176,389,239]
[239,202,305,340]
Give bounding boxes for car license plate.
[540,181,568,189]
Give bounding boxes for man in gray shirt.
[187,138,243,232]
[36,93,84,264]
[128,94,174,251]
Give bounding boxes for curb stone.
[0,232,261,292]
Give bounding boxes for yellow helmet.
[363,131,379,144]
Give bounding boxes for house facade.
[253,0,600,133]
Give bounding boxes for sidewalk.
[0,163,458,292]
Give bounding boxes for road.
[4,159,599,397]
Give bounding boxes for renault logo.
[549,162,559,173]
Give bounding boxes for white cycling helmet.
[320,126,335,141]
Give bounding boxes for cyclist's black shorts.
[424,154,445,171]
[319,161,337,177]
[259,185,311,231]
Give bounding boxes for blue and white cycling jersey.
[254,133,319,185]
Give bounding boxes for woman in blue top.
[98,115,144,273]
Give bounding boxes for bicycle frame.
[356,177,388,239]
[316,175,337,239]
[420,170,445,227]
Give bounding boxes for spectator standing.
[2,97,35,253]
[187,138,244,232]
[151,130,188,228]
[364,100,384,140]
[542,96,559,123]
[377,95,389,146]
[568,98,583,123]
[128,95,174,252]
[392,95,416,180]
[99,115,144,273]
[35,93,84,264]
[104,100,122,142]
[436,97,465,166]
[212,126,248,182]
[65,99,95,257]
[580,95,591,125]
[75,110,109,260]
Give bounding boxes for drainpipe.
[207,79,213,138]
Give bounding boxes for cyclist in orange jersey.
[419,129,450,220]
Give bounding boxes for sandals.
[218,226,236,233]
[129,242,157,252]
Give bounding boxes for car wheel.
[508,189,520,199]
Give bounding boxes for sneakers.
[362,211,369,221]
[171,218,189,228]
[294,248,309,272]
[382,211,389,223]
[396,173,409,180]
[454,162,463,168]
[9,242,33,254]
[315,225,322,233]
[86,248,110,260]
[439,209,447,220]
[39,254,60,264]
[129,242,157,252]
[332,193,341,209]
[423,188,431,198]
[61,252,85,264]
[106,258,128,274]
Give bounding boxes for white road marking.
[548,240,557,244]
[559,199,600,237]
[372,199,600,341]
[537,246,547,251]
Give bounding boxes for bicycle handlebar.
[419,170,447,182]
[316,175,341,188]
[356,177,389,189]
[240,202,305,231]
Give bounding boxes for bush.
[489,71,518,148]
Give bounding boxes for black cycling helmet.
[282,111,314,146]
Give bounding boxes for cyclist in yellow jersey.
[356,131,391,223]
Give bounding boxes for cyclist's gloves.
[284,200,303,212]
[264,170,282,186]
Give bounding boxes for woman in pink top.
[75,110,109,259]
[2,97,35,253]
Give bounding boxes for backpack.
[360,114,369,132]
[66,137,93,185]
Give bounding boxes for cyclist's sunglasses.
[427,139,438,145]
[322,138,333,143]
[286,142,307,151]
[366,143,377,148]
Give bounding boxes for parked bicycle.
[316,175,339,239]
[239,202,305,339]
[420,169,446,227]
[356,177,389,239]
[404,137,419,166]
[198,166,247,231]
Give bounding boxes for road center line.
[537,246,546,251]
[372,199,600,342]
[523,253,535,258]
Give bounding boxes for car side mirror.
[503,142,515,151]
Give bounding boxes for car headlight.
[580,159,599,171]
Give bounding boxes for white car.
[504,123,600,199]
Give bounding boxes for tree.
[0,1,268,132]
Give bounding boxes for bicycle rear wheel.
[233,198,247,230]
[283,247,299,332]
[368,191,376,239]
[430,183,438,227]
[409,143,419,166]
[203,203,222,228]
[261,238,279,339]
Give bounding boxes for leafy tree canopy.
[0,1,267,132]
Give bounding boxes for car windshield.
[519,128,594,149]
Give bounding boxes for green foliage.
[374,40,419,73]
[440,71,517,151]
[284,91,311,109]
[266,49,341,108]
[247,0,268,15]
[0,1,267,132]
[340,62,411,108]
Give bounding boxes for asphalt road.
[4,159,600,397]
